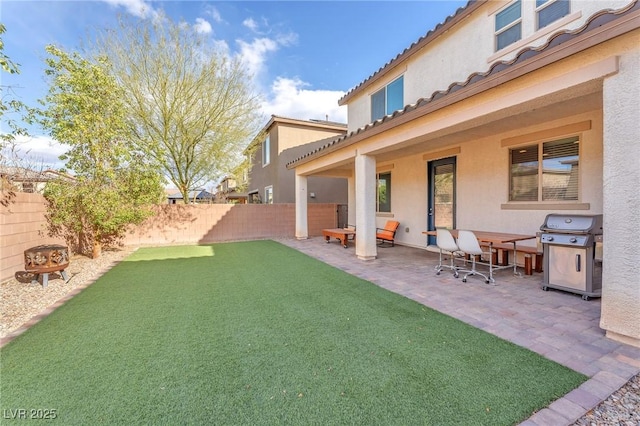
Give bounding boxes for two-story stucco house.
[287,1,640,347]
[246,115,348,205]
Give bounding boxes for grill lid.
[540,214,603,234]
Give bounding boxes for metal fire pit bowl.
[24,244,70,287]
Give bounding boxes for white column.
[295,173,308,240]
[355,152,377,260]
[600,49,640,348]
[347,176,356,227]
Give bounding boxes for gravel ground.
[572,372,640,426]
[1,248,638,425]
[0,248,132,340]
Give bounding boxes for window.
[377,172,391,212]
[536,0,570,30]
[495,0,522,51]
[264,186,273,204]
[262,136,270,166]
[509,136,579,202]
[371,76,404,121]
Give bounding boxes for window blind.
[538,0,570,29]
[496,0,521,31]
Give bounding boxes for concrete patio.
[279,237,640,426]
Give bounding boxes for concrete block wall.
[123,203,338,246]
[0,192,65,282]
[1,194,339,282]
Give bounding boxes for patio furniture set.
[322,222,540,285]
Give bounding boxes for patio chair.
[456,230,491,284]
[434,228,463,278]
[376,220,400,247]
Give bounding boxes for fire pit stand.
[24,244,70,288]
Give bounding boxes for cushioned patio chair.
[376,220,400,247]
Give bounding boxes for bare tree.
[93,14,264,203]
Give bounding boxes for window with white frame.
[509,136,579,202]
[371,76,404,122]
[495,0,522,51]
[536,0,570,30]
[377,172,392,213]
[262,136,270,166]
[264,186,273,204]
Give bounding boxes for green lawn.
[1,241,586,424]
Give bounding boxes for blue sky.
[1,0,467,167]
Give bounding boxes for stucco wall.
[247,121,346,203]
[373,109,603,251]
[346,0,634,133]
[277,125,345,154]
[600,43,640,345]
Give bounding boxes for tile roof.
[287,0,639,170]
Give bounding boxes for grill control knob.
[547,236,554,241]
[570,237,577,243]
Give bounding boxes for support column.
[347,176,356,227]
[600,49,640,348]
[355,152,377,260]
[295,173,308,240]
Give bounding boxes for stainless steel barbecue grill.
[540,213,603,300]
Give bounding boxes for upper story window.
[509,136,579,202]
[371,76,404,122]
[377,172,392,213]
[495,0,522,51]
[262,135,270,166]
[536,0,570,30]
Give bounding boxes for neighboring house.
[246,115,348,205]
[166,189,214,204]
[0,167,63,193]
[215,177,247,204]
[287,1,640,347]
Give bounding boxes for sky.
[1,0,468,169]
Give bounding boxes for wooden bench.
[481,242,543,275]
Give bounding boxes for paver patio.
[279,237,640,426]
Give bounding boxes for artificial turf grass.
[0,240,587,424]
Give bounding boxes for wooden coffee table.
[322,228,356,248]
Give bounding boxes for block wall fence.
[1,192,339,282]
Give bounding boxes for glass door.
[427,157,456,245]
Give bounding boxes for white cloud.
[193,18,212,34]
[261,77,347,124]
[5,134,68,169]
[236,37,279,78]
[208,7,223,24]
[100,0,157,19]
[243,18,259,32]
